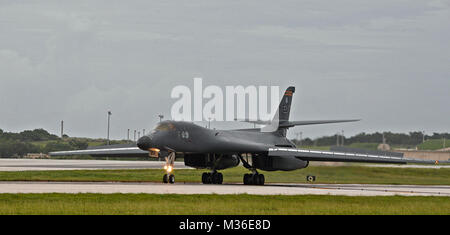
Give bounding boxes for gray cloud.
[0,0,449,139]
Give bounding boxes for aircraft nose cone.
[137,136,152,150]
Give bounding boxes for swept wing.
[269,147,447,164]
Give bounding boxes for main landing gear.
[162,152,176,184]
[243,173,265,185]
[202,171,223,184]
[238,155,265,185]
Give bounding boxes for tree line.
[293,131,449,147]
[0,128,122,158]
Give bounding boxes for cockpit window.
[154,123,176,131]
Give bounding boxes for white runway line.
[0,159,191,171]
[0,181,448,196]
[1,159,447,171]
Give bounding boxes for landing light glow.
[149,148,160,152]
[163,165,173,173]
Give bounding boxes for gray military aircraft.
[50,86,444,185]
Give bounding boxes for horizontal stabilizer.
[234,119,271,125]
[237,119,360,128]
[279,119,360,128]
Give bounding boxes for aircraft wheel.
[217,173,223,184]
[243,174,265,185]
[248,174,254,185]
[202,172,208,184]
[243,174,250,185]
[253,174,260,185]
[169,174,175,184]
[212,172,223,184]
[212,172,217,184]
[163,174,168,184]
[205,173,213,184]
[258,174,265,185]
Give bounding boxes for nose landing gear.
[162,152,176,184]
[163,174,175,184]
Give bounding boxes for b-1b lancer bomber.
[50,87,445,185]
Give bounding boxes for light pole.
[296,132,302,146]
[208,117,211,129]
[107,111,112,145]
[300,132,302,146]
[336,132,340,146]
[61,120,64,138]
[158,114,164,122]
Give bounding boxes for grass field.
[0,193,448,215]
[347,142,380,150]
[0,165,449,185]
[418,139,447,150]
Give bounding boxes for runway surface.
[1,159,448,196]
[0,159,191,171]
[1,159,447,171]
[0,181,448,196]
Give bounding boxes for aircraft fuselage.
[137,120,295,154]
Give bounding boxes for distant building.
[377,143,391,151]
[26,153,49,159]
[393,150,450,161]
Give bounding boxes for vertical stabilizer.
[278,86,295,124]
[261,86,295,133]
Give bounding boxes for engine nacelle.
[253,155,309,171]
[184,154,240,170]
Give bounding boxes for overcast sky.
[0,0,449,140]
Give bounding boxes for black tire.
[259,174,265,185]
[243,174,250,185]
[248,174,254,185]
[217,173,223,184]
[169,174,175,184]
[212,173,220,184]
[206,173,212,184]
[253,174,260,185]
[163,174,168,183]
[202,173,207,184]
